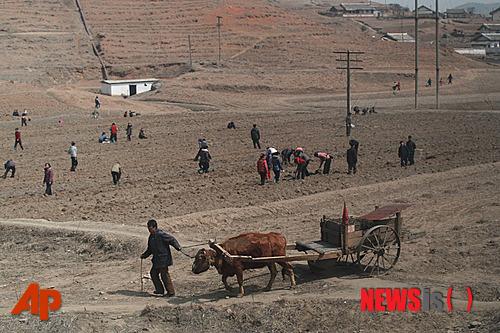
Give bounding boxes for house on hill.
[414,5,443,19]
[479,24,500,33]
[329,3,382,17]
[445,8,470,19]
[383,33,415,43]
[491,7,500,21]
[471,33,500,48]
[100,78,159,97]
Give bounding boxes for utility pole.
[414,0,419,109]
[216,16,222,66]
[435,0,440,109]
[335,50,364,136]
[188,34,193,70]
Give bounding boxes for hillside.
[0,0,100,84]
[454,2,500,15]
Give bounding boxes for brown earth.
[0,0,499,332]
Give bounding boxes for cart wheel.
[336,253,357,265]
[357,225,400,276]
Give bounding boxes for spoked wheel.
[336,253,357,265]
[357,225,400,276]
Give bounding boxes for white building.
[329,3,381,17]
[100,78,159,97]
[383,33,415,43]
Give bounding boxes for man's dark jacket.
[398,145,409,159]
[251,127,260,141]
[142,230,181,268]
[347,147,358,165]
[406,140,416,154]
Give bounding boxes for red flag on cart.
[342,202,349,225]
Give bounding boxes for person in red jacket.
[294,155,306,180]
[43,163,54,196]
[14,128,24,151]
[110,123,118,143]
[257,153,268,185]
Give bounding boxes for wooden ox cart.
[208,204,410,276]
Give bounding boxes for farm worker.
[345,112,352,137]
[266,147,278,179]
[99,132,109,143]
[270,151,283,183]
[397,81,401,91]
[257,153,268,185]
[406,135,416,166]
[43,163,54,195]
[21,114,28,127]
[126,123,133,141]
[194,148,212,173]
[3,160,15,178]
[426,78,432,87]
[281,148,295,165]
[95,96,100,109]
[140,219,182,297]
[110,123,118,143]
[314,151,333,174]
[349,139,359,153]
[294,154,306,180]
[67,141,78,172]
[295,148,311,177]
[398,141,409,167]
[448,73,453,84]
[251,124,261,149]
[111,162,122,185]
[346,142,358,175]
[14,128,23,151]
[139,128,147,139]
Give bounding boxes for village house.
[471,33,500,48]
[414,5,443,19]
[479,24,500,33]
[329,3,382,18]
[100,78,159,97]
[445,8,470,19]
[383,33,415,43]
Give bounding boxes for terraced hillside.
[78,0,484,75]
[0,0,101,83]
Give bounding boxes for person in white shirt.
[68,142,78,171]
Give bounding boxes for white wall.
[136,82,153,94]
[110,84,130,96]
[101,82,155,96]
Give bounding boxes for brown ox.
[192,232,296,297]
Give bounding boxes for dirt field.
[0,0,499,332]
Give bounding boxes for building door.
[129,85,137,96]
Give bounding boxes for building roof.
[384,32,415,42]
[472,33,500,42]
[479,23,500,31]
[446,8,467,14]
[341,3,376,11]
[416,5,434,13]
[491,7,500,15]
[101,78,159,84]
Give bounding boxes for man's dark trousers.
[253,140,261,149]
[71,157,78,171]
[150,266,174,295]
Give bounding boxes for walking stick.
[140,258,144,292]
